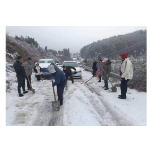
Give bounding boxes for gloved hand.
[120,72,122,76]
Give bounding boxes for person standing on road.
[25,57,33,91]
[48,63,66,106]
[63,66,76,84]
[34,62,42,82]
[119,53,133,99]
[13,56,28,97]
[102,58,111,90]
[97,59,104,82]
[92,59,97,77]
[96,57,102,76]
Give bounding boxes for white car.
[63,61,82,79]
[57,64,63,70]
[38,59,55,78]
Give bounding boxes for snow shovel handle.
[85,77,93,83]
[51,79,57,101]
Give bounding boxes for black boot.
[118,95,123,98]
[104,88,109,90]
[98,80,101,82]
[19,93,24,97]
[118,96,126,99]
[23,91,28,94]
[59,100,62,106]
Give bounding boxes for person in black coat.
[63,66,76,83]
[34,62,42,81]
[92,60,97,76]
[13,56,28,97]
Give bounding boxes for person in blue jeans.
[48,63,66,106]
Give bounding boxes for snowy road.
[6,69,146,126]
[50,81,119,126]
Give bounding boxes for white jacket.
[121,58,133,80]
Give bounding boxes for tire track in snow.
[75,82,119,126]
[49,80,120,126]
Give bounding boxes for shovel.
[102,68,117,92]
[23,65,35,94]
[51,79,60,111]
[85,77,94,83]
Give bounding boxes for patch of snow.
[82,70,147,126]
[6,68,146,126]
[6,52,18,59]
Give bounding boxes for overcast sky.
[6,26,146,53]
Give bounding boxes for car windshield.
[39,60,54,63]
[63,62,79,67]
[39,60,45,63]
[48,60,54,63]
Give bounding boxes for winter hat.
[27,57,32,60]
[121,53,128,59]
[102,58,108,62]
[48,65,56,73]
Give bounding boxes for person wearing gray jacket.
[25,57,33,90]
[102,58,111,90]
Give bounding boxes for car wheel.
[41,77,44,80]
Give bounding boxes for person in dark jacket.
[92,60,97,77]
[48,63,66,106]
[34,62,42,81]
[13,56,28,97]
[63,66,76,83]
[25,57,33,90]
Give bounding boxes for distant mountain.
[80,30,147,59]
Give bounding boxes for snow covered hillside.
[6,34,51,64]
[6,69,146,126]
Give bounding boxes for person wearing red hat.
[119,53,133,99]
